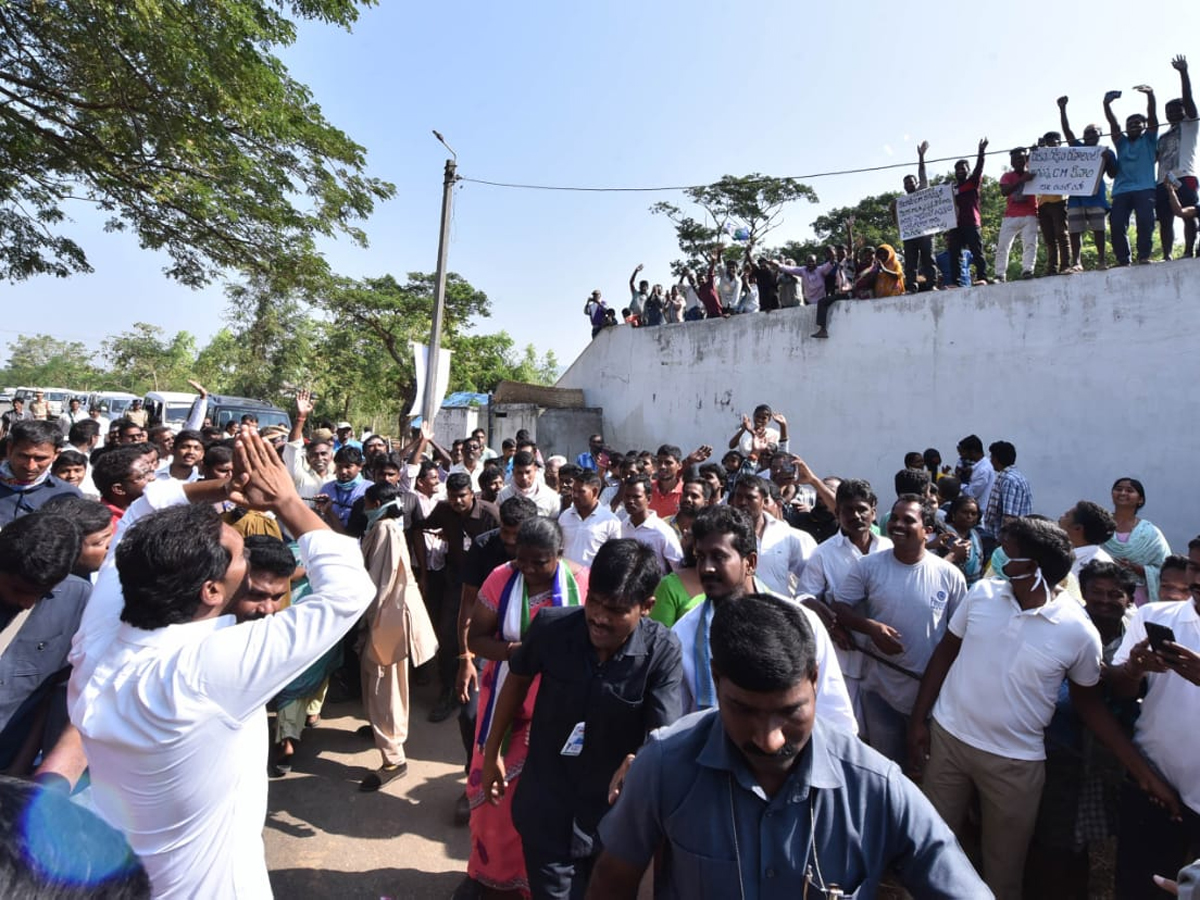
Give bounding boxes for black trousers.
[458,684,478,771]
[1115,779,1200,899]
[948,224,987,282]
[903,235,936,290]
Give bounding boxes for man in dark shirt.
[0,421,82,527]
[948,137,990,285]
[450,496,540,826]
[0,512,90,777]
[414,472,500,723]
[479,539,683,900]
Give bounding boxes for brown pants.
[361,650,410,767]
[1038,201,1070,274]
[923,719,1045,900]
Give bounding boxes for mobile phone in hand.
[1145,621,1177,653]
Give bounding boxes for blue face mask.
[335,472,364,489]
[365,499,400,526]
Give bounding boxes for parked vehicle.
[144,391,201,432]
[206,395,290,431]
[87,391,140,419]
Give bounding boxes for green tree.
[1,333,101,388]
[651,174,818,274]
[448,332,560,392]
[0,1,393,286]
[101,323,197,393]
[220,277,321,401]
[317,272,492,429]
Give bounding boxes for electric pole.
[421,132,458,427]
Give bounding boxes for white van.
[144,391,200,432]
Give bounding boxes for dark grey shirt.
[508,606,682,858]
[597,710,990,899]
[0,575,91,753]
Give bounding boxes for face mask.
[1003,556,1047,597]
[365,499,400,526]
[335,472,364,489]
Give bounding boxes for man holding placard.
[1058,96,1118,270]
[995,147,1039,282]
[896,140,939,292]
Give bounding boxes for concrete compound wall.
[558,263,1200,550]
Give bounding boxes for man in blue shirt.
[586,593,986,899]
[574,434,604,472]
[1104,85,1160,266]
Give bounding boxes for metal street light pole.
[421,131,458,427]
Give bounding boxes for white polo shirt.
[559,503,622,567]
[1071,543,1114,577]
[621,512,684,576]
[934,578,1102,761]
[1113,600,1200,814]
[672,580,858,734]
[755,513,817,597]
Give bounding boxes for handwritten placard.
[896,184,957,241]
[1025,145,1105,196]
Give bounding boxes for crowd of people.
[0,384,1197,900]
[585,55,1199,341]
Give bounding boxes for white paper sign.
[408,341,453,418]
[896,184,957,241]
[1025,145,1105,196]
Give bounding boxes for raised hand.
[1173,55,1188,73]
[419,421,434,441]
[228,428,301,513]
[1134,84,1154,95]
[1057,95,1069,108]
[634,263,644,272]
[741,413,754,433]
[186,379,209,397]
[917,140,929,156]
[684,445,713,466]
[295,389,314,417]
[978,137,989,153]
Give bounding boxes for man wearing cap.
[28,391,50,421]
[334,422,361,453]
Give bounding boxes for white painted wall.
[558,263,1200,551]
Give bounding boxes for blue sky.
[6,0,1199,376]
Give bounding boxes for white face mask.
[1004,556,1048,597]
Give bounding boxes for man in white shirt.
[730,475,815,596]
[832,495,966,765]
[69,431,375,899]
[57,397,88,433]
[955,434,995,522]
[1106,533,1200,898]
[619,474,683,576]
[1058,499,1116,576]
[908,516,1176,900]
[798,479,893,726]
[497,449,564,518]
[282,392,333,504]
[558,469,621,567]
[449,438,485,492]
[671,504,856,732]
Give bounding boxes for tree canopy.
[0,0,393,287]
[651,174,818,274]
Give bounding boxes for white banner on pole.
[1025,145,1105,196]
[896,184,957,241]
[408,341,453,418]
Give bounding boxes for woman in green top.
[650,507,703,626]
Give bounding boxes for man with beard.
[68,430,374,899]
[671,505,856,732]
